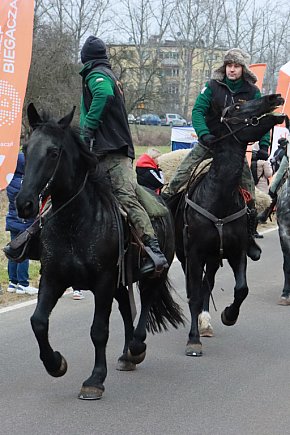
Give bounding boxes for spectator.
[251,151,273,194]
[5,153,38,295]
[136,148,164,194]
[270,137,287,174]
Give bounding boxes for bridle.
[219,105,270,144]
[37,145,89,227]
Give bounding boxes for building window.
[167,84,179,94]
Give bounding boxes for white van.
[160,113,187,127]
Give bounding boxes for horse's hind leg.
[221,255,248,326]
[31,276,67,377]
[114,285,136,371]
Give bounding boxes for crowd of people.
[3,37,289,300]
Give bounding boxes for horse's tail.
[146,277,185,334]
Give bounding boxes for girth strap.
[185,194,247,265]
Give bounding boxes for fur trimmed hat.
[212,48,257,84]
[81,36,108,64]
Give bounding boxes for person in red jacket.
[136,148,164,194]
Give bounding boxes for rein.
[38,148,89,227]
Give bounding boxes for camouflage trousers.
[101,154,155,238]
[164,142,256,201]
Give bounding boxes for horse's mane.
[35,111,115,207]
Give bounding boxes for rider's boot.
[140,235,169,275]
[257,197,277,224]
[247,203,262,261]
[3,219,41,262]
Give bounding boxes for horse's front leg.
[186,252,205,357]
[78,277,114,400]
[199,261,219,337]
[278,230,290,304]
[221,253,248,325]
[30,275,67,377]
[114,285,136,371]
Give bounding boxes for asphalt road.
[1,227,290,435]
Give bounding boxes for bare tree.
[110,0,178,114]
[40,0,111,62]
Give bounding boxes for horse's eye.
[235,105,240,110]
[49,149,59,160]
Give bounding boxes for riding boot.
[139,235,169,275]
[3,219,41,262]
[247,203,262,261]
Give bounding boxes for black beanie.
[81,36,108,64]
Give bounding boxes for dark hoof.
[127,349,146,364]
[221,309,237,326]
[185,342,202,357]
[78,386,104,400]
[47,356,67,377]
[116,358,136,371]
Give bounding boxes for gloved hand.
[200,134,216,147]
[278,137,289,148]
[256,147,268,161]
[83,127,95,148]
[268,189,277,199]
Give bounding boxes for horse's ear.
[58,106,76,128]
[27,103,42,129]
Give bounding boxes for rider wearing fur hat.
[163,48,271,261]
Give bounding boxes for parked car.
[160,113,187,126]
[140,114,161,126]
[128,114,136,124]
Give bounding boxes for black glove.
[83,127,95,148]
[268,189,277,199]
[256,147,268,161]
[278,137,289,148]
[200,134,216,147]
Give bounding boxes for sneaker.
[16,284,38,295]
[7,282,17,293]
[72,290,85,300]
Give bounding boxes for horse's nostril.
[17,200,35,219]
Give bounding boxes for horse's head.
[17,103,95,219]
[221,94,286,144]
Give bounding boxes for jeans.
[7,230,29,287]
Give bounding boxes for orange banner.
[249,63,267,91]
[0,0,34,190]
[275,61,290,118]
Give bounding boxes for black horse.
[16,103,183,400]
[170,94,285,356]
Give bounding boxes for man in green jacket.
[163,48,271,261]
[79,36,168,275]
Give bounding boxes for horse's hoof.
[127,349,146,364]
[116,358,136,371]
[200,326,214,337]
[78,386,104,400]
[185,342,202,357]
[47,356,67,377]
[221,309,237,326]
[277,297,290,306]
